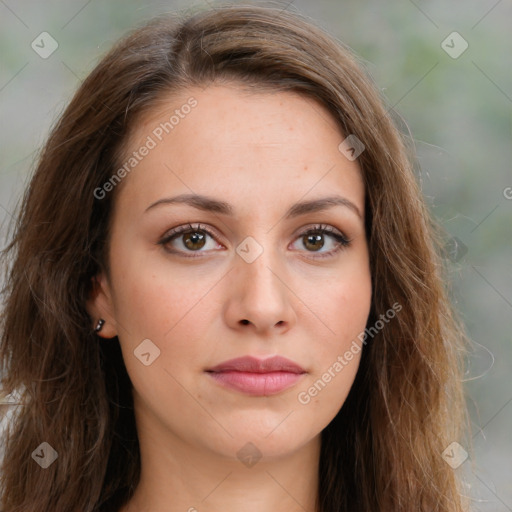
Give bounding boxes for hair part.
[1,3,470,511]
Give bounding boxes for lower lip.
[207,371,304,396]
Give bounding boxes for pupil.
[184,231,206,250]
[305,233,323,251]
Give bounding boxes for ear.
[85,272,118,339]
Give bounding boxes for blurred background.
[0,0,510,509]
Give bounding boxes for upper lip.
[206,356,306,374]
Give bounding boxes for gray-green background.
[1,1,511,510]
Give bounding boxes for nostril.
[241,319,250,325]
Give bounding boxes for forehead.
[114,84,365,218]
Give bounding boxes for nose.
[223,242,297,335]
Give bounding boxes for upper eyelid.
[160,222,349,245]
[162,223,220,241]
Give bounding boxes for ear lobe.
[85,273,118,339]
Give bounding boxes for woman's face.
[90,84,372,461]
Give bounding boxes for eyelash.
[158,223,351,259]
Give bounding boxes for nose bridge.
[236,233,284,299]
[226,232,295,332]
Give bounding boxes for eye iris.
[183,231,206,250]
[304,232,324,251]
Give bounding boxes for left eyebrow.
[144,193,362,220]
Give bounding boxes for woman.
[0,4,470,511]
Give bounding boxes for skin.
[87,84,372,512]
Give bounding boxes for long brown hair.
[0,3,470,511]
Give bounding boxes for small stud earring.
[94,318,105,332]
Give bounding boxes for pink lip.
[205,356,307,396]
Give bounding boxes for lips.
[205,355,307,396]
[207,355,306,374]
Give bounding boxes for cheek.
[295,281,368,420]
[109,250,216,341]
[108,254,222,397]
[298,263,371,405]
[110,267,210,412]
[302,260,372,348]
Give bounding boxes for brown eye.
[291,224,351,258]
[182,230,207,250]
[302,232,325,251]
[158,223,223,257]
